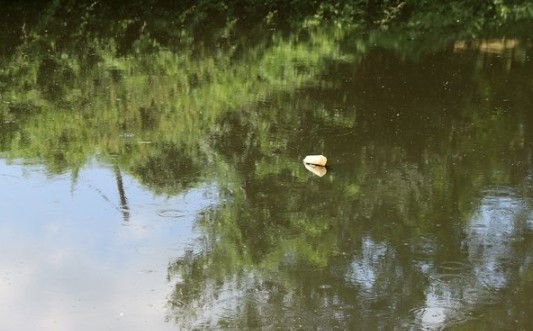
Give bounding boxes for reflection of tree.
[0,3,347,189]
[1,2,533,328]
[113,164,130,222]
[165,39,533,328]
[130,144,203,196]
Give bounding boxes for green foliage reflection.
[1,1,533,329]
[0,5,348,193]
[166,35,533,329]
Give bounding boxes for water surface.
[1,5,533,330]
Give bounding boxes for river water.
[1,5,533,330]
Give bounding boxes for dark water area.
[1,2,533,330]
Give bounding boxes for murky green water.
[1,3,533,330]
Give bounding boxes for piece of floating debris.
[303,155,327,177]
[303,155,327,167]
[304,162,327,177]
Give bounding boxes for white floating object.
[304,163,327,177]
[303,155,327,167]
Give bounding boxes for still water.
[0,159,218,330]
[1,6,533,330]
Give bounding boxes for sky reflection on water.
[0,159,218,331]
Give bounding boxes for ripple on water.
[462,287,501,306]
[408,235,437,260]
[526,217,533,232]
[482,187,517,199]
[433,273,469,285]
[481,187,523,214]
[409,303,468,330]
[469,221,488,228]
[438,261,468,271]
[433,261,470,284]
[157,209,186,218]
